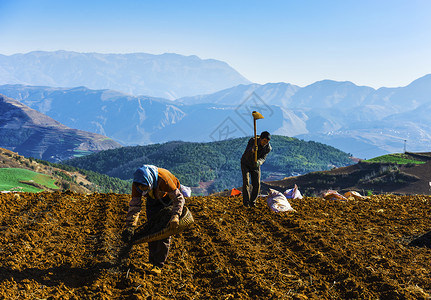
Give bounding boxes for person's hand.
[121,227,135,243]
[169,214,180,230]
[254,161,261,168]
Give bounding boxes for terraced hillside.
[0,192,430,299]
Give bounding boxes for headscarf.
[133,165,158,191]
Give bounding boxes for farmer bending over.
[122,164,185,275]
[241,131,272,207]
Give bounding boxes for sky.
[0,0,430,88]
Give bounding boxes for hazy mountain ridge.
[177,75,431,157]
[0,94,121,161]
[0,50,251,99]
[0,85,189,145]
[1,63,431,158]
[0,85,292,145]
[178,82,301,107]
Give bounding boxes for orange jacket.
[126,167,185,227]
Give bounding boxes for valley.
[1,70,431,158]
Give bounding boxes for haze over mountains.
[1,50,431,159]
[0,51,251,99]
[177,75,431,158]
[0,84,295,146]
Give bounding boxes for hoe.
[252,111,264,163]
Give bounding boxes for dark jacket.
[241,137,272,169]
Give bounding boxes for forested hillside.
[64,136,353,194]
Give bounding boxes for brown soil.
[1,191,431,299]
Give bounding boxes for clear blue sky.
[1,0,430,88]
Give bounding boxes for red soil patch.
[0,191,430,299]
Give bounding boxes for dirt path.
[0,192,430,299]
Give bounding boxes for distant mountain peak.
[406,73,431,88]
[0,50,251,99]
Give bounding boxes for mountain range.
[0,94,121,161]
[0,51,250,99]
[0,84,294,146]
[180,75,431,158]
[2,74,431,159]
[1,51,431,159]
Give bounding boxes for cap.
[260,131,271,140]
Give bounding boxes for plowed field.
[1,191,430,299]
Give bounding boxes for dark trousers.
[146,197,171,268]
[241,162,261,206]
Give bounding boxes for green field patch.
[72,150,93,158]
[366,153,426,165]
[0,168,59,192]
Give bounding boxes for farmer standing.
[241,131,272,207]
[121,164,185,275]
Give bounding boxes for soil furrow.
[1,193,430,299]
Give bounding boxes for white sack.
[283,184,303,199]
[180,185,192,197]
[344,191,368,200]
[323,190,347,201]
[267,188,296,213]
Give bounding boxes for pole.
[251,111,264,163]
[254,117,258,163]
